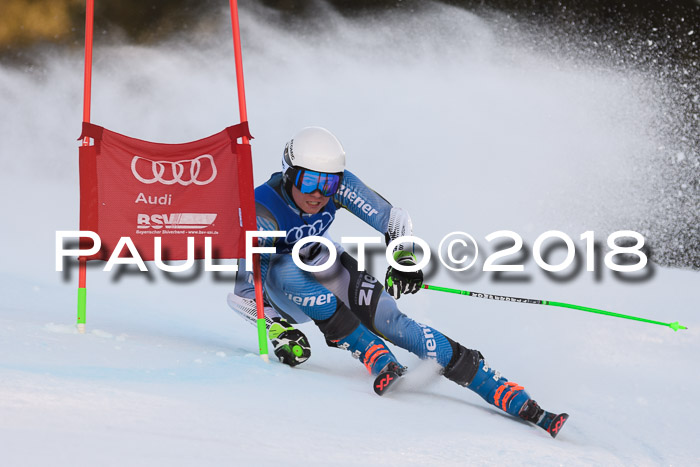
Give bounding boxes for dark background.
[2,1,698,61]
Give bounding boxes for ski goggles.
[291,168,343,197]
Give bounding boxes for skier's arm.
[383,205,423,299]
[333,171,422,298]
[334,170,412,247]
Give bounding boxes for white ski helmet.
[282,126,346,175]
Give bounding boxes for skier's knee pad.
[314,302,361,344]
[441,337,483,386]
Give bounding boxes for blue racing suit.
[229,170,532,418]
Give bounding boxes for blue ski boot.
[467,359,531,417]
[331,323,403,376]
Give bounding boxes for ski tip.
[547,413,569,439]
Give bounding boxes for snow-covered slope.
[1,3,697,465]
[1,266,698,466]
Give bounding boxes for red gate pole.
[77,0,95,334]
[229,0,269,359]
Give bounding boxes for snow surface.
[1,3,698,466]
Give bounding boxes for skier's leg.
[443,341,567,436]
[371,293,527,412]
[312,245,566,434]
[378,295,567,434]
[265,253,401,376]
[378,292,540,417]
[325,251,542,419]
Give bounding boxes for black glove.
[268,317,311,367]
[385,251,423,299]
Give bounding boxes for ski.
[373,370,400,395]
[546,413,569,438]
[540,412,569,438]
[373,362,406,396]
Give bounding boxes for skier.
[228,127,568,438]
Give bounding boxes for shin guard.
[441,339,482,386]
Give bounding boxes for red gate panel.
[79,121,256,262]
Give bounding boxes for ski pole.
[423,284,688,332]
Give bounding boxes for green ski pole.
[423,284,688,332]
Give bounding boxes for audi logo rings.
[286,213,334,243]
[131,154,217,186]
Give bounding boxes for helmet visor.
[293,169,342,196]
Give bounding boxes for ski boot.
[330,323,404,377]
